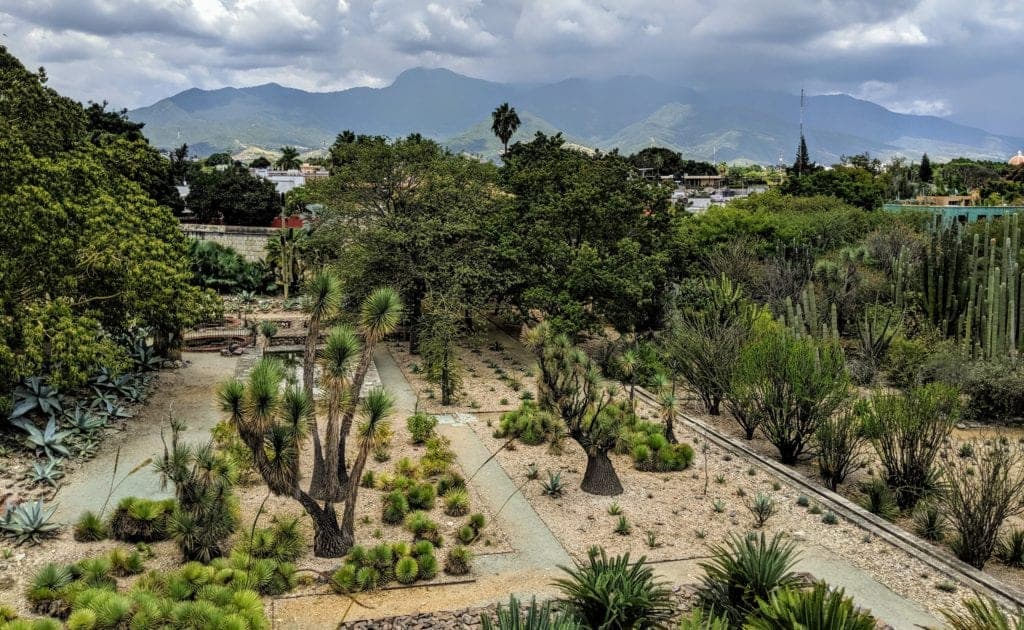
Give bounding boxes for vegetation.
[554,548,673,629]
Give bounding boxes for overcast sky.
[1,0,1022,136]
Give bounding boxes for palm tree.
[491,103,521,157]
[276,146,301,170]
[266,227,307,300]
[302,272,342,499]
[318,326,361,501]
[339,388,394,546]
[336,287,404,487]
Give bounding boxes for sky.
[1,0,1022,137]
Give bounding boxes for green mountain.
[129,68,1024,163]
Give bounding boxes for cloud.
[0,0,1020,135]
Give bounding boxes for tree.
[318,326,361,502]
[83,101,145,143]
[524,323,622,495]
[663,276,757,420]
[919,153,933,183]
[302,271,342,499]
[205,152,233,166]
[815,410,867,491]
[861,383,961,510]
[782,165,887,210]
[939,442,1024,569]
[419,292,463,406]
[186,165,282,226]
[265,226,309,299]
[170,143,191,184]
[490,102,521,156]
[276,146,301,170]
[731,328,849,464]
[250,155,272,168]
[221,359,393,557]
[791,134,815,176]
[338,389,394,548]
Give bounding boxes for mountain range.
[128,68,1024,164]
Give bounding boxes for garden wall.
[180,223,274,262]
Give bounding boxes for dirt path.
[52,352,240,522]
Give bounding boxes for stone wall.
[181,224,274,262]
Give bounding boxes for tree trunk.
[664,416,677,444]
[340,444,371,550]
[580,450,623,496]
[304,317,328,494]
[296,493,351,557]
[337,346,377,488]
[409,281,425,355]
[311,383,343,502]
[709,398,721,416]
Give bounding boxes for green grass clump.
[444,489,470,516]
[382,491,410,525]
[444,546,473,576]
[406,482,436,510]
[73,511,108,542]
[395,556,419,584]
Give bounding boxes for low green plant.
[73,511,108,542]
[997,528,1024,568]
[27,458,64,488]
[525,464,539,480]
[360,470,376,488]
[541,471,564,498]
[496,402,563,446]
[444,489,470,517]
[822,511,839,525]
[107,549,146,577]
[745,583,877,629]
[697,532,801,625]
[621,421,695,472]
[108,497,174,543]
[645,531,660,549]
[436,471,466,496]
[0,500,60,545]
[395,556,419,584]
[712,499,726,513]
[607,502,622,516]
[857,477,899,521]
[468,513,486,532]
[942,595,1024,629]
[444,545,473,575]
[404,512,442,546]
[913,503,947,543]
[614,516,631,535]
[406,412,438,444]
[555,548,673,629]
[747,493,776,528]
[407,482,437,510]
[458,525,477,544]
[382,491,409,525]
[481,595,581,630]
[678,609,730,630]
[796,494,810,507]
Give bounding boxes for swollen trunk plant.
[861,383,961,510]
[525,323,622,496]
[303,271,342,497]
[939,441,1024,569]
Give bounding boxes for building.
[914,193,979,207]
[1010,151,1024,167]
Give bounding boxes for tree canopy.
[186,164,282,226]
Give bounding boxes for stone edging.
[633,385,1024,611]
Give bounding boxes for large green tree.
[0,46,212,394]
[490,102,521,157]
[186,164,282,226]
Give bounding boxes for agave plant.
[482,595,581,630]
[745,583,877,629]
[12,417,73,458]
[27,458,65,487]
[942,595,1024,630]
[65,404,106,435]
[0,500,61,545]
[9,376,62,421]
[128,330,163,371]
[554,547,674,629]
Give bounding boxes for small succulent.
[27,458,64,487]
[0,500,61,545]
[9,376,62,421]
[541,471,564,498]
[12,417,72,458]
[64,404,106,435]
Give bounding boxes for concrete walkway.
[53,353,239,522]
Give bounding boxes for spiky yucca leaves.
[697,532,802,626]
[745,583,877,629]
[942,596,1024,630]
[108,498,175,543]
[339,388,395,548]
[73,511,108,542]
[157,418,240,562]
[677,609,730,630]
[554,548,673,629]
[26,563,75,617]
[238,516,304,563]
[315,325,361,501]
[336,287,404,487]
[482,596,582,630]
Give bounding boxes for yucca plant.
[912,503,947,543]
[482,595,581,630]
[677,609,730,630]
[942,595,1024,630]
[745,583,876,629]
[555,547,673,629]
[157,418,240,562]
[748,493,777,528]
[315,324,361,502]
[302,271,342,496]
[697,532,801,625]
[108,497,174,543]
[857,477,900,521]
[0,499,60,545]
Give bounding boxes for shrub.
[678,609,730,630]
[356,566,382,591]
[913,503,947,542]
[857,477,899,521]
[941,442,1024,569]
[862,383,961,509]
[468,513,486,532]
[407,482,437,510]
[108,549,146,577]
[444,545,473,575]
[330,564,358,593]
[815,411,867,491]
[238,516,304,563]
[458,525,477,544]
[697,532,801,625]
[555,548,673,629]
[496,402,563,446]
[406,412,438,444]
[885,335,932,388]
[404,512,442,546]
[997,528,1024,567]
[395,457,419,479]
[436,471,466,496]
[796,494,810,507]
[382,491,410,525]
[360,470,376,488]
[417,552,439,580]
[745,583,876,629]
[747,493,776,528]
[395,556,419,584]
[444,489,470,517]
[26,563,74,617]
[963,362,1024,424]
[73,511,108,542]
[621,422,695,472]
[942,595,1024,630]
[822,511,839,525]
[481,595,581,630]
[108,497,174,543]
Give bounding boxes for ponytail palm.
[303,271,342,499]
[337,287,403,486]
[340,388,394,544]
[318,326,361,501]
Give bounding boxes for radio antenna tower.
[798,88,805,177]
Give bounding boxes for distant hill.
[129,68,1024,163]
